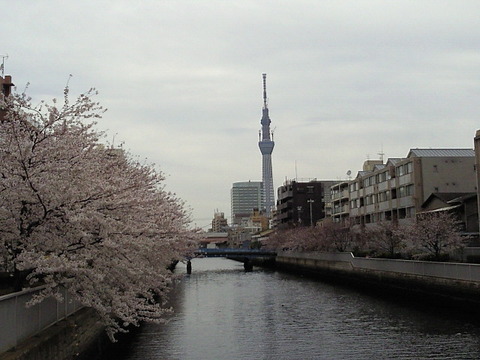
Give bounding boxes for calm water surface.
[106,258,480,359]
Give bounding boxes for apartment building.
[348,149,476,227]
[331,181,350,225]
[210,211,229,232]
[276,179,337,229]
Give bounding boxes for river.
[104,257,480,359]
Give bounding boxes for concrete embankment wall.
[274,252,480,314]
[0,307,106,360]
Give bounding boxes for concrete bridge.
[192,248,277,272]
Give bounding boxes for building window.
[385,211,392,221]
[405,184,414,196]
[406,207,414,218]
[396,166,404,177]
[406,162,413,174]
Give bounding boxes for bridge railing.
[0,286,82,354]
[195,248,277,257]
[279,251,480,282]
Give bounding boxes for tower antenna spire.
[262,73,268,109]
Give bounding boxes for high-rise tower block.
[258,73,275,217]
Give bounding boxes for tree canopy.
[0,87,197,339]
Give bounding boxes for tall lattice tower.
[258,73,275,217]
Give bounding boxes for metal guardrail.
[195,248,277,257]
[279,252,480,282]
[0,286,82,354]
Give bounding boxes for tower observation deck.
[258,73,275,217]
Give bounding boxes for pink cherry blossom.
[0,86,198,340]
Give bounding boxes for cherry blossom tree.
[404,211,468,261]
[266,221,357,253]
[0,86,197,339]
[320,221,356,252]
[365,221,406,258]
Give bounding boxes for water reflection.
[105,258,480,360]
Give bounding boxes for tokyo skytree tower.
[258,73,275,217]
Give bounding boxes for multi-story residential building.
[348,149,477,227]
[231,181,264,225]
[276,179,338,229]
[331,181,350,225]
[210,211,229,232]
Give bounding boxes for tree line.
[266,211,468,262]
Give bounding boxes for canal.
[104,257,480,359]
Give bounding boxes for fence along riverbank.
[273,252,480,314]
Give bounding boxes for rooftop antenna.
[378,144,385,163]
[0,54,8,77]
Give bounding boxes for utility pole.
[307,199,315,226]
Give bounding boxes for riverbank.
[271,252,480,317]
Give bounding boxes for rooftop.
[408,148,474,158]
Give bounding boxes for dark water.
[106,258,480,359]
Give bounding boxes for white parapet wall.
[278,252,480,282]
[0,286,82,354]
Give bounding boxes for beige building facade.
[346,149,476,227]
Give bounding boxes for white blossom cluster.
[267,212,467,260]
[0,87,198,340]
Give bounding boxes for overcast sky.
[2,1,480,229]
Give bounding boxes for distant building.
[231,181,264,225]
[348,148,477,227]
[276,179,338,229]
[0,75,14,121]
[474,131,480,234]
[248,208,269,232]
[199,232,229,249]
[210,211,229,232]
[421,192,478,236]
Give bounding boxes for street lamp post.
[307,199,315,226]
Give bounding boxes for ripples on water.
[105,258,480,360]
